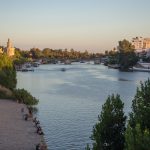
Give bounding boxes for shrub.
[13,88,39,105]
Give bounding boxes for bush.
[0,67,17,90]
[0,54,17,90]
[13,88,39,105]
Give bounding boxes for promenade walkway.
[0,100,41,150]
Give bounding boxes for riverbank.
[0,99,45,150]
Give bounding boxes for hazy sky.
[0,0,150,52]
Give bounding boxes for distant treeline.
[14,48,103,60]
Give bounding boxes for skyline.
[0,0,150,52]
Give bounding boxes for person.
[38,130,44,135]
[35,120,40,127]
[33,117,37,123]
[24,114,28,121]
[36,143,40,150]
[40,143,47,150]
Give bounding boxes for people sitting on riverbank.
[35,120,40,127]
[36,142,47,150]
[27,106,33,118]
[37,126,44,135]
[24,114,28,121]
[33,117,37,123]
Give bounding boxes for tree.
[125,124,150,150]
[130,79,150,130]
[125,79,150,150]
[118,39,138,70]
[0,54,17,90]
[91,94,126,150]
[30,48,43,59]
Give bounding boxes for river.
[17,62,150,150]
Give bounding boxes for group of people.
[33,118,47,150]
[21,107,47,150]
[33,117,44,135]
[21,107,33,121]
[36,141,47,150]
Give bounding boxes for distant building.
[132,37,150,50]
[132,37,143,50]
[5,39,15,56]
[131,37,150,59]
[143,38,150,49]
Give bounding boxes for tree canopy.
[91,94,126,150]
[125,79,150,150]
[118,39,138,70]
[0,54,16,90]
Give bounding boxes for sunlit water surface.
[17,63,150,150]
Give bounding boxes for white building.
[132,37,143,50]
[132,37,150,50]
[132,37,150,58]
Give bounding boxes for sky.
[0,0,150,52]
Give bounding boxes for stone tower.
[6,38,15,56]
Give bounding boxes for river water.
[17,63,150,150]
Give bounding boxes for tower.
[6,38,15,56]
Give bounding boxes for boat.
[61,68,66,71]
[32,62,40,67]
[130,67,150,72]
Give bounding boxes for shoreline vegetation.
[0,54,47,149]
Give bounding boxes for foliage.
[85,144,91,150]
[91,94,126,150]
[30,48,43,59]
[125,124,150,150]
[0,67,17,90]
[125,79,150,149]
[118,39,138,70]
[0,54,17,90]
[118,39,135,53]
[16,48,102,60]
[13,57,29,65]
[130,79,150,130]
[0,54,13,68]
[13,88,39,105]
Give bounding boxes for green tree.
[130,79,150,130]
[0,54,17,90]
[91,94,126,150]
[125,79,150,150]
[125,124,150,150]
[30,48,43,59]
[118,39,138,70]
[0,67,16,90]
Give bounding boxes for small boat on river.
[61,68,66,71]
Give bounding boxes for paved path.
[0,100,41,150]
